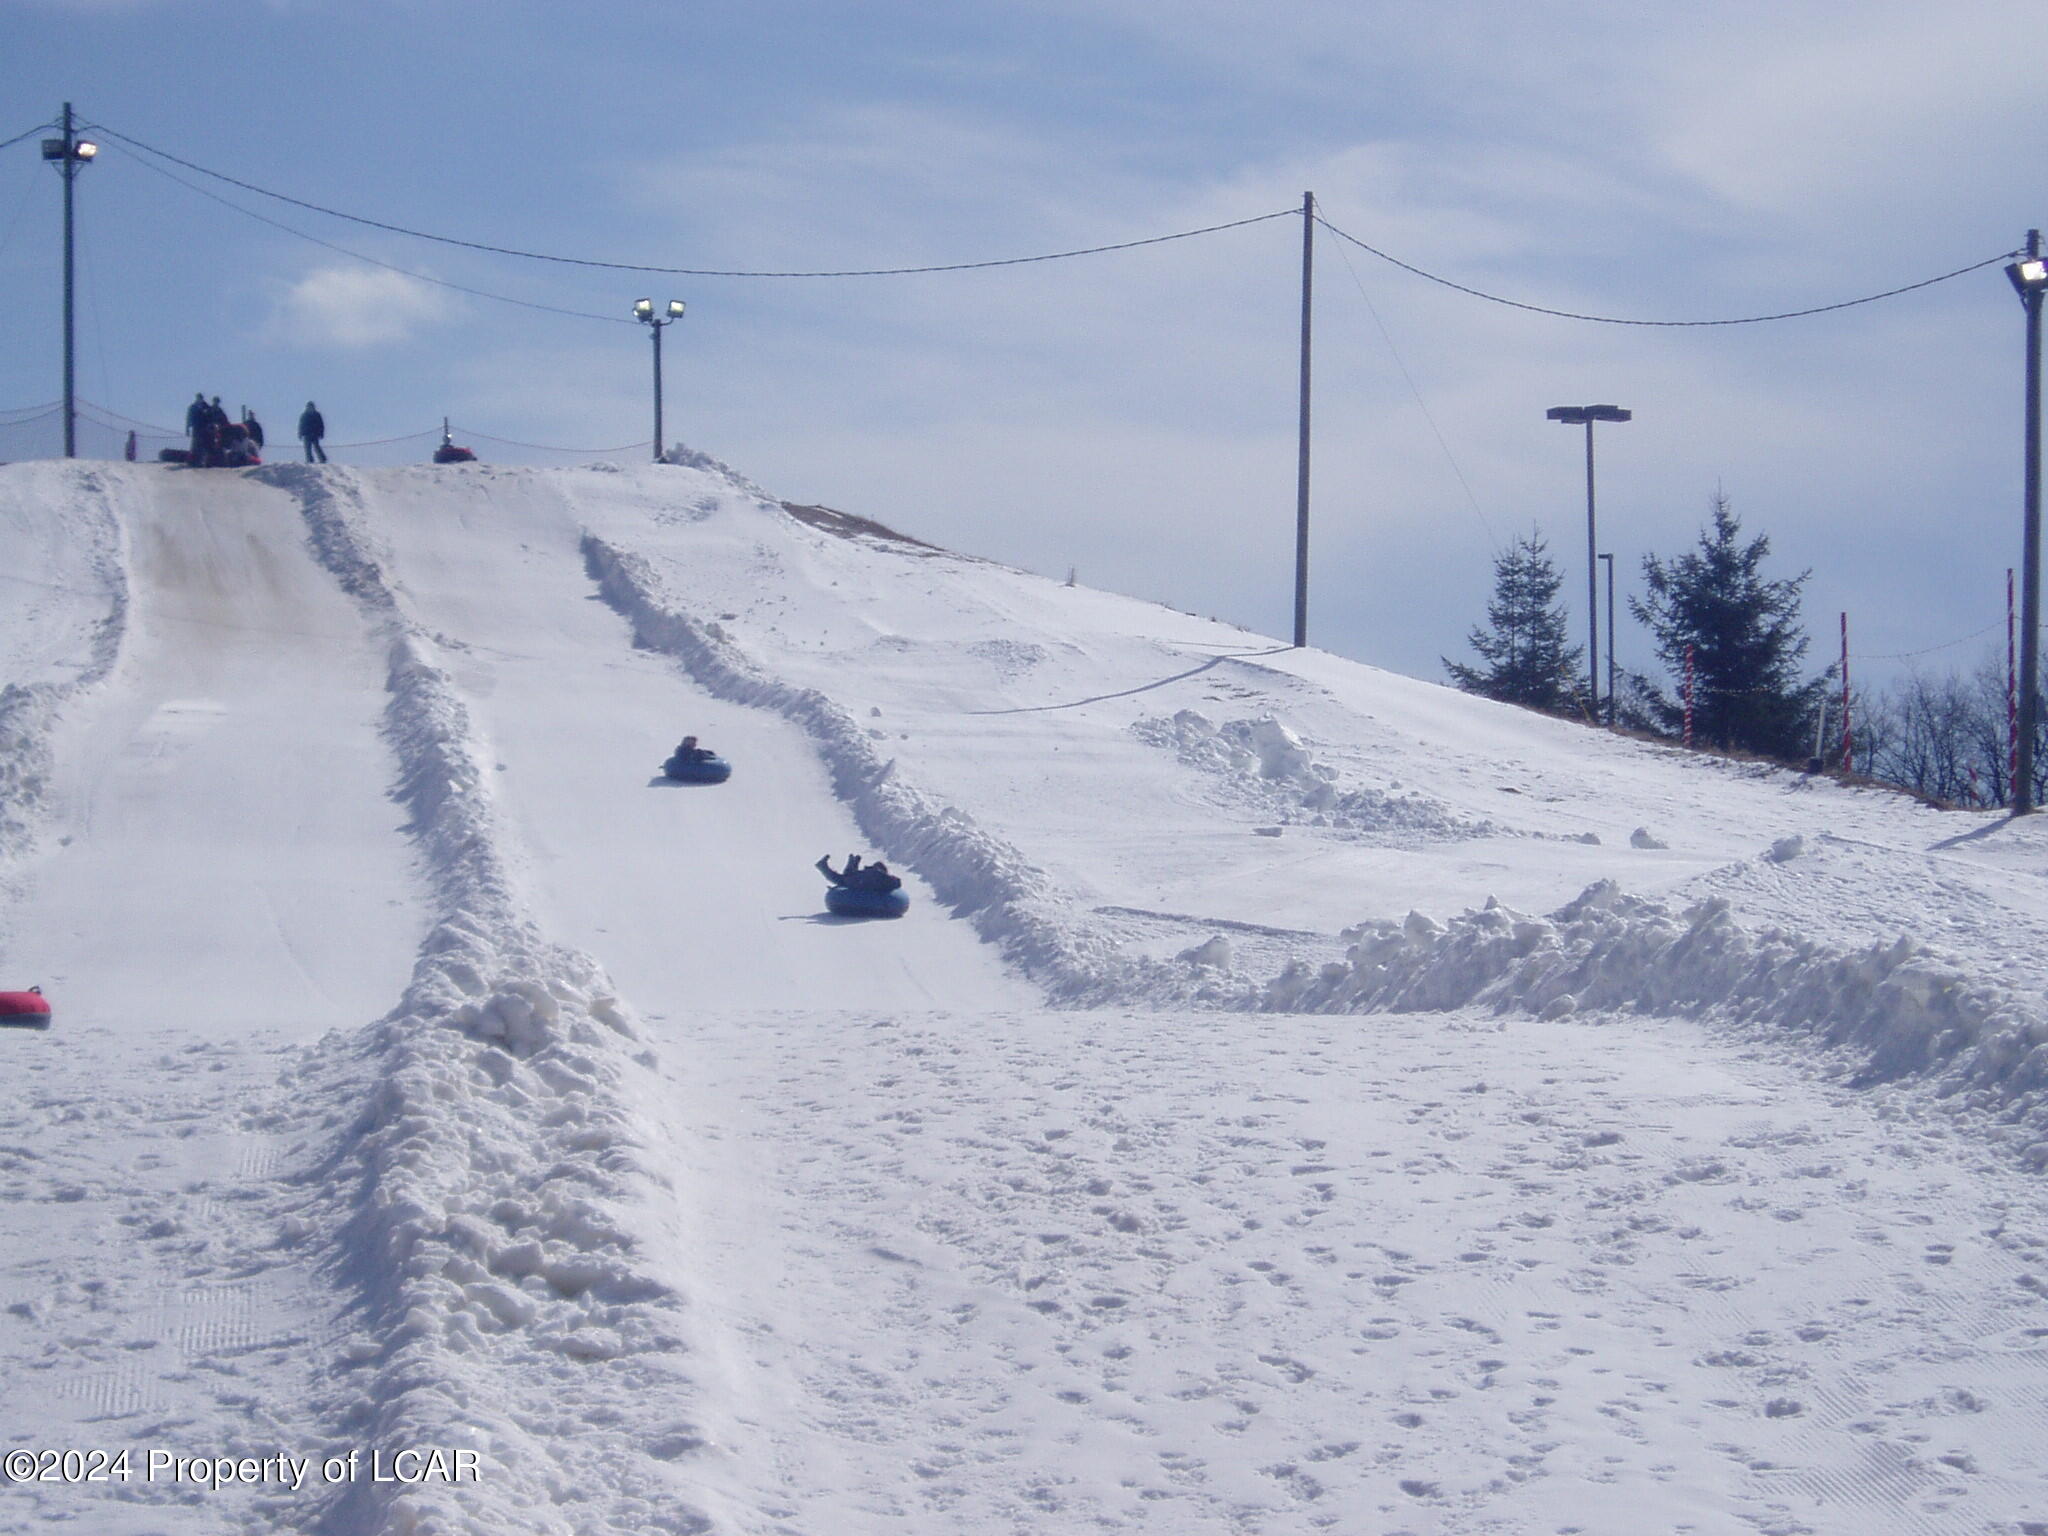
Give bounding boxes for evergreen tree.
[1444,531,1585,713]
[1628,493,1828,759]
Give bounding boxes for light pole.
[1546,404,1631,718]
[1597,550,1616,726]
[633,298,686,463]
[42,103,97,460]
[2009,232,2046,812]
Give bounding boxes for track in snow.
[0,468,427,1533]
[311,467,1032,1014]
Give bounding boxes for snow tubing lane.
[825,885,910,919]
[0,989,52,1028]
[662,755,732,784]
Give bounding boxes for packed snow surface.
[4,454,2048,1534]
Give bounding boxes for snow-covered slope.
[4,455,2048,1535]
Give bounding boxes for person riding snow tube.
[661,735,731,783]
[0,986,52,1028]
[817,854,910,917]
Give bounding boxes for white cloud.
[270,265,455,349]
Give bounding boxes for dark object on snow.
[816,853,906,916]
[825,883,910,918]
[662,750,730,783]
[215,419,262,468]
[663,736,729,781]
[0,985,52,1029]
[433,418,477,464]
[159,447,191,464]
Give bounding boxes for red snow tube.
[0,987,52,1028]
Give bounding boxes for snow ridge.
[258,466,710,1536]
[1133,707,1491,841]
[0,466,127,869]
[1264,878,2048,1160]
[582,532,1185,1005]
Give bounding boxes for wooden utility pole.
[1293,191,1313,648]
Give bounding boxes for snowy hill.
[4,455,2048,1534]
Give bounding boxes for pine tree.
[1444,531,1585,713]
[1628,493,1828,759]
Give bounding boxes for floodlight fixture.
[2009,257,2048,297]
[667,299,686,319]
[633,298,654,320]
[1546,404,1631,426]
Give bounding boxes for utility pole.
[633,298,686,463]
[1293,191,1314,649]
[1546,404,1631,718]
[652,318,665,461]
[1598,551,1616,725]
[2011,231,2046,812]
[42,103,96,460]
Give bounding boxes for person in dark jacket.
[815,854,902,893]
[671,735,713,764]
[241,408,264,450]
[185,393,209,460]
[298,401,327,463]
[205,398,231,467]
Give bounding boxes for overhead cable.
[0,121,55,155]
[119,150,633,324]
[90,122,1297,277]
[1314,213,2015,327]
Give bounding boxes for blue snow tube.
[825,884,910,919]
[662,754,731,783]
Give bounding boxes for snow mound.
[262,466,712,1535]
[1132,708,1485,840]
[583,532,1184,1005]
[0,466,128,866]
[1263,880,2048,1159]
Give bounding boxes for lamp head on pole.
[667,299,686,319]
[633,298,654,322]
[2008,258,2048,299]
[41,136,95,173]
[1547,404,1631,425]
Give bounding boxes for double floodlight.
[40,136,95,164]
[634,298,686,322]
[1546,404,1632,425]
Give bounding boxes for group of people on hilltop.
[176,394,328,466]
[183,393,264,468]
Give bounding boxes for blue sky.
[4,0,2046,699]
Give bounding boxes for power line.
[1314,213,2015,327]
[0,121,54,155]
[1327,235,1497,550]
[1851,619,2006,663]
[89,121,1297,278]
[456,427,649,454]
[119,152,634,324]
